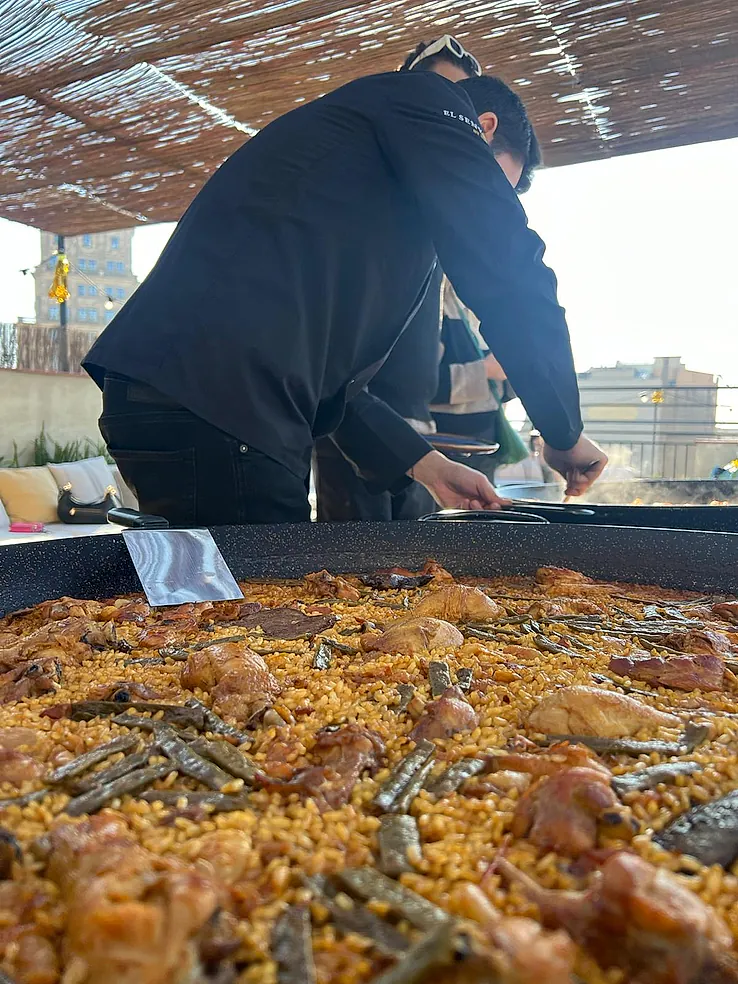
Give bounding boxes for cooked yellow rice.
[1,569,738,983]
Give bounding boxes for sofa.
[0,457,138,545]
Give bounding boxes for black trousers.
[314,436,435,522]
[100,375,310,525]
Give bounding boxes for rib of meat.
[0,656,61,703]
[46,815,233,984]
[410,686,478,741]
[255,724,384,810]
[181,642,280,723]
[304,570,361,601]
[512,766,635,857]
[413,585,504,622]
[498,851,735,984]
[361,617,463,656]
[609,648,724,692]
[456,881,576,984]
[664,630,733,657]
[0,745,43,785]
[235,606,337,639]
[527,686,680,737]
[713,602,738,625]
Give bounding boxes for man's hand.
[484,352,507,382]
[409,451,511,510]
[543,434,608,496]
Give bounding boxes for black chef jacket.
[365,265,444,423]
[84,70,583,494]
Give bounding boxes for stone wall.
[0,369,102,463]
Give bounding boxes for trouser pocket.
[105,446,196,527]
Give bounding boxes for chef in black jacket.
[313,37,471,523]
[84,70,607,526]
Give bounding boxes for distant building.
[34,229,139,330]
[577,357,718,478]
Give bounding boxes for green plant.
[0,442,22,468]
[1,427,114,468]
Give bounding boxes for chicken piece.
[88,680,166,702]
[528,599,605,620]
[498,851,735,984]
[473,742,606,808]
[79,620,121,652]
[414,585,504,622]
[383,560,455,584]
[45,814,135,890]
[13,932,60,984]
[664,630,733,657]
[0,616,104,671]
[304,570,361,601]
[137,624,193,649]
[455,881,576,984]
[527,686,680,737]
[181,641,280,723]
[190,830,251,886]
[465,771,532,798]
[362,617,463,656]
[410,686,478,741]
[0,745,43,786]
[512,766,636,856]
[159,602,214,623]
[255,724,384,810]
[0,881,60,984]
[46,815,229,984]
[0,656,61,704]
[534,567,616,599]
[535,567,594,587]
[98,599,151,623]
[487,741,609,779]
[713,601,738,625]
[37,596,105,621]
[0,726,39,749]
[609,648,724,692]
[421,559,455,583]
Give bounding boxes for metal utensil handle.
[507,500,597,517]
[420,509,549,524]
[107,506,170,530]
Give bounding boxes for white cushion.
[0,496,8,531]
[47,456,117,503]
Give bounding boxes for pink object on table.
[9,522,45,533]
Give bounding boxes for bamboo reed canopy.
[1,0,736,235]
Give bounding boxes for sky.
[1,135,737,385]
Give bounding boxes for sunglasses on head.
[406,35,482,77]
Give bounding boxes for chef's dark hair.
[457,75,541,193]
